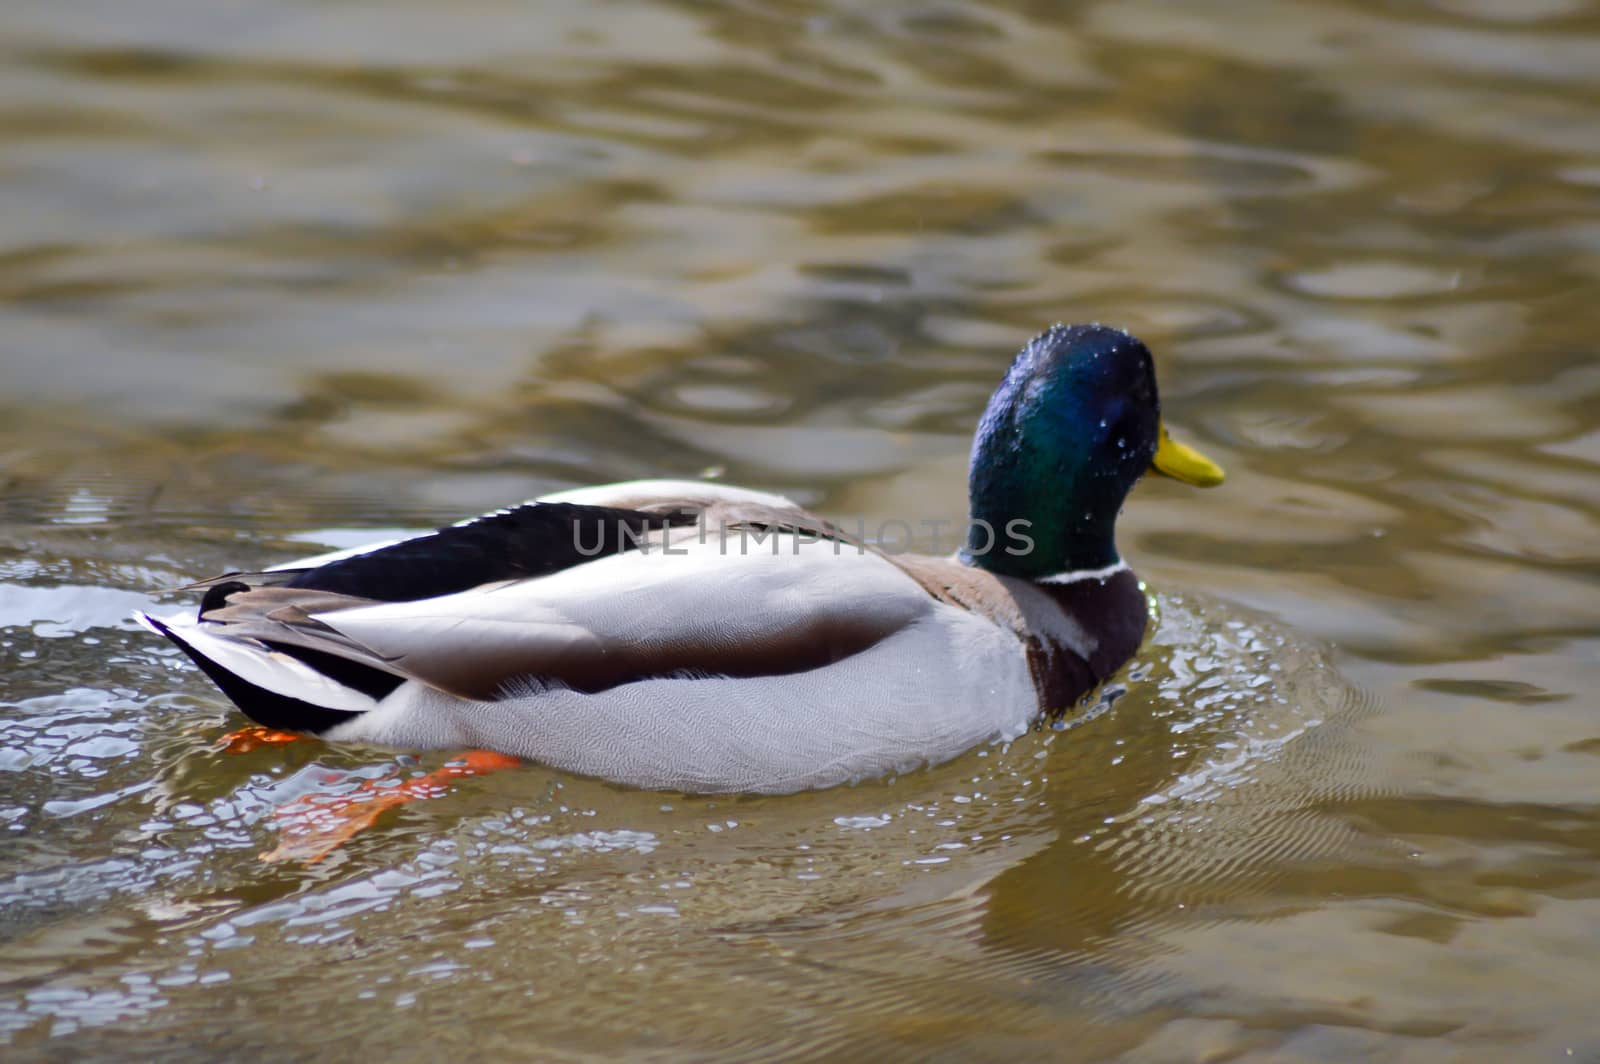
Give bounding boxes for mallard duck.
[138,323,1223,794]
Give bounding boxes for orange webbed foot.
[261,750,521,864]
[217,726,305,754]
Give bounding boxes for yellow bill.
[1151,423,1225,487]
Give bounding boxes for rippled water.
[3,0,1599,1059]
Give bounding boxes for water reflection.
[1,590,1359,1057]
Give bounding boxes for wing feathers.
[148,490,941,720]
[280,502,699,603]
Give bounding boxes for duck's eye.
[1106,412,1140,454]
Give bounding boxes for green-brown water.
[4,1,1599,1059]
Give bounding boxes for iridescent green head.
[961,323,1223,579]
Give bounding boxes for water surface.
[3,0,1599,1059]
